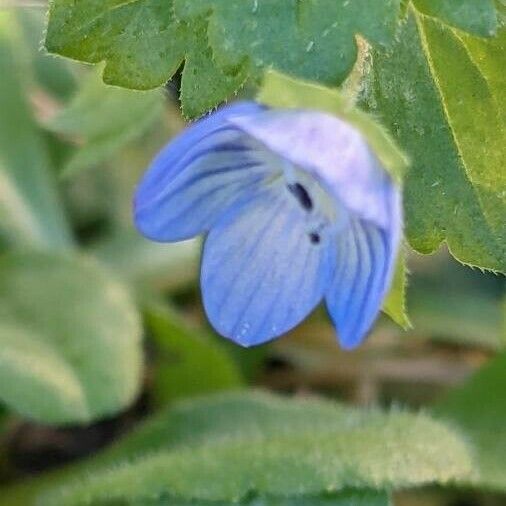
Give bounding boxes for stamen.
[309,232,321,244]
[287,182,313,211]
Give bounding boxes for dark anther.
[309,232,321,244]
[287,182,313,211]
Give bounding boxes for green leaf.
[178,17,248,118]
[434,353,506,491]
[147,305,243,405]
[0,251,143,424]
[45,1,403,117]
[413,0,497,36]
[47,69,164,176]
[45,0,185,90]
[0,12,73,251]
[363,7,506,272]
[39,391,473,505]
[45,1,246,118]
[174,0,401,85]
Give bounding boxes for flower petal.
[134,101,269,241]
[325,191,402,349]
[201,187,335,346]
[229,110,394,228]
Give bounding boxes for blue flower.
[134,101,402,349]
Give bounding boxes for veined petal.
[201,186,336,346]
[325,192,402,349]
[229,110,394,228]
[137,101,264,196]
[134,101,269,241]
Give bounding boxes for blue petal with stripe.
[134,101,269,241]
[325,189,402,349]
[201,186,336,346]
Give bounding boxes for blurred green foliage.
[0,11,73,251]
[47,69,164,177]
[435,352,506,491]
[0,251,142,424]
[146,305,244,405]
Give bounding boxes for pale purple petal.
[229,110,394,228]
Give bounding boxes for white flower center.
[281,162,348,245]
[243,135,350,245]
